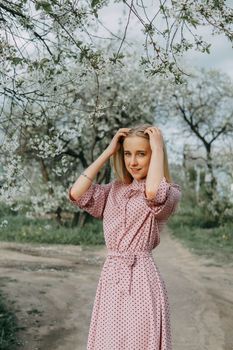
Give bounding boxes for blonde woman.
[68,123,181,350]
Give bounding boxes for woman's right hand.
[105,128,131,156]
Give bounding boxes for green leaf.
[91,0,100,8]
[39,58,50,66]
[213,0,221,9]
[205,44,211,54]
[11,57,24,65]
[190,19,199,29]
[35,1,52,13]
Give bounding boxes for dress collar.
[131,177,146,190]
[123,177,146,197]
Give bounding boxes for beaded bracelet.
[81,173,93,182]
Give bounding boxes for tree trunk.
[71,211,87,228]
[205,145,217,200]
[55,206,63,226]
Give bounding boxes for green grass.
[0,291,23,350]
[168,205,233,265]
[0,202,232,264]
[0,213,105,246]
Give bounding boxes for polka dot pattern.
[68,176,182,349]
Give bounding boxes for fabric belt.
[106,250,153,296]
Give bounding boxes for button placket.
[124,188,138,231]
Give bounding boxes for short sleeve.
[142,176,181,221]
[68,181,114,220]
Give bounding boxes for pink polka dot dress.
[68,176,181,350]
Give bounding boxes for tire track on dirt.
[0,232,232,350]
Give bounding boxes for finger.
[119,128,130,132]
[118,131,129,136]
[118,132,128,137]
[153,127,161,132]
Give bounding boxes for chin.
[135,174,145,179]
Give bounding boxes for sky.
[96,0,233,79]
[94,1,233,168]
[1,1,232,168]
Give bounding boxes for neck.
[133,176,146,183]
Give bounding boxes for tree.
[0,0,232,105]
[0,0,232,223]
[177,70,232,192]
[158,68,233,226]
[0,56,160,224]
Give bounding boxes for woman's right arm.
[70,127,130,200]
[69,148,112,201]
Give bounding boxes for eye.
[124,152,145,156]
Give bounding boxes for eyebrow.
[124,150,146,152]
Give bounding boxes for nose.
[129,156,138,166]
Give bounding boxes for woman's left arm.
[143,177,182,220]
[143,126,182,220]
[144,126,165,200]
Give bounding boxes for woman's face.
[123,136,152,180]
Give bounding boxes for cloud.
[181,26,233,79]
[97,1,233,79]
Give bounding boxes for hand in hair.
[144,127,164,152]
[105,128,131,156]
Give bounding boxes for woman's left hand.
[144,126,164,152]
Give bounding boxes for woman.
[68,123,182,350]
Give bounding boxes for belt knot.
[106,250,152,296]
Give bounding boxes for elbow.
[145,190,156,201]
[69,187,81,201]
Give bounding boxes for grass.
[0,202,232,264]
[0,213,105,246]
[0,201,232,349]
[0,290,23,350]
[168,204,233,265]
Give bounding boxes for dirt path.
[0,229,232,350]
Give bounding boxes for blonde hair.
[110,123,173,184]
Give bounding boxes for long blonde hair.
[110,123,172,184]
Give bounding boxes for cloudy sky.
[94,1,232,165]
[96,0,233,79]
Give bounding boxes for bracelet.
[81,173,93,183]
